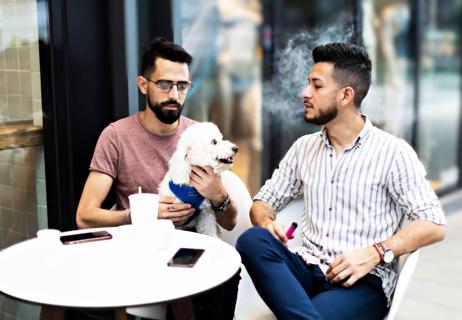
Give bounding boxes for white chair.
[233,197,420,320]
[233,197,304,320]
[126,171,253,319]
[385,249,420,320]
[219,171,253,245]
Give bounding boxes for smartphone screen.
[60,231,112,245]
[167,248,205,268]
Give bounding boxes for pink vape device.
[285,222,298,239]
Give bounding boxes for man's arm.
[326,220,446,287]
[76,171,127,228]
[77,171,196,229]
[215,201,237,231]
[250,200,288,243]
[383,219,445,257]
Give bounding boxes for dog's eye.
[211,139,218,145]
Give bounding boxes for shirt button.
[328,207,332,211]
[329,154,333,157]
[326,233,329,237]
[331,180,334,184]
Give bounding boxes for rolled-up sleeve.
[387,140,446,225]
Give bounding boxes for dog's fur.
[158,122,238,237]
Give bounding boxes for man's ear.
[339,86,355,106]
[137,76,148,95]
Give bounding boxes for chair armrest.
[385,250,420,320]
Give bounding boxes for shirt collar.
[355,114,373,145]
[319,114,373,148]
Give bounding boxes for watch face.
[384,250,394,263]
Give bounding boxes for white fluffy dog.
[158,122,238,237]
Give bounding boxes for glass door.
[0,0,47,318]
[416,0,461,191]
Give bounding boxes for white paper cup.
[129,193,159,226]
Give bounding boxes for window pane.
[417,0,461,190]
[173,0,263,195]
[362,0,415,142]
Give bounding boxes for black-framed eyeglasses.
[144,77,192,95]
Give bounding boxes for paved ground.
[395,203,462,319]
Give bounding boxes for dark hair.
[312,42,371,107]
[140,37,193,76]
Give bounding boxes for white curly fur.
[158,122,238,237]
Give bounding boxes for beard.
[147,95,184,125]
[305,101,338,126]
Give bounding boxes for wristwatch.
[379,242,395,264]
[212,194,231,212]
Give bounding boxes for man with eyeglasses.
[75,38,239,319]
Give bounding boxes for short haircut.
[313,43,371,107]
[140,37,193,77]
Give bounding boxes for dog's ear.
[168,143,191,185]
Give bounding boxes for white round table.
[0,226,241,308]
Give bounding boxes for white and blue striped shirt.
[255,115,446,304]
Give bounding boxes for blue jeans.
[236,227,388,320]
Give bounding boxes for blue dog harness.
[168,180,204,224]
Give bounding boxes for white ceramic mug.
[36,229,61,247]
[36,229,61,240]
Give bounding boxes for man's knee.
[236,226,272,258]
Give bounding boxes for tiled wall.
[0,146,45,319]
[0,147,39,248]
[0,0,42,125]
[0,0,45,318]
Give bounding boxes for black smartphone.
[167,248,205,268]
[60,231,112,245]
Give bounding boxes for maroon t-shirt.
[90,113,195,210]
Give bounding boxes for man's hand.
[264,220,289,245]
[250,200,287,243]
[189,166,227,206]
[158,196,195,225]
[325,246,381,287]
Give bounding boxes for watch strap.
[212,195,231,212]
[379,241,395,264]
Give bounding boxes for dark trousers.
[236,227,388,320]
[165,270,240,320]
[192,270,240,319]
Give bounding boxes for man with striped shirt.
[236,42,446,320]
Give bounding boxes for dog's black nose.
[232,146,239,153]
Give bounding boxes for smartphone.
[167,248,205,268]
[60,231,112,245]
